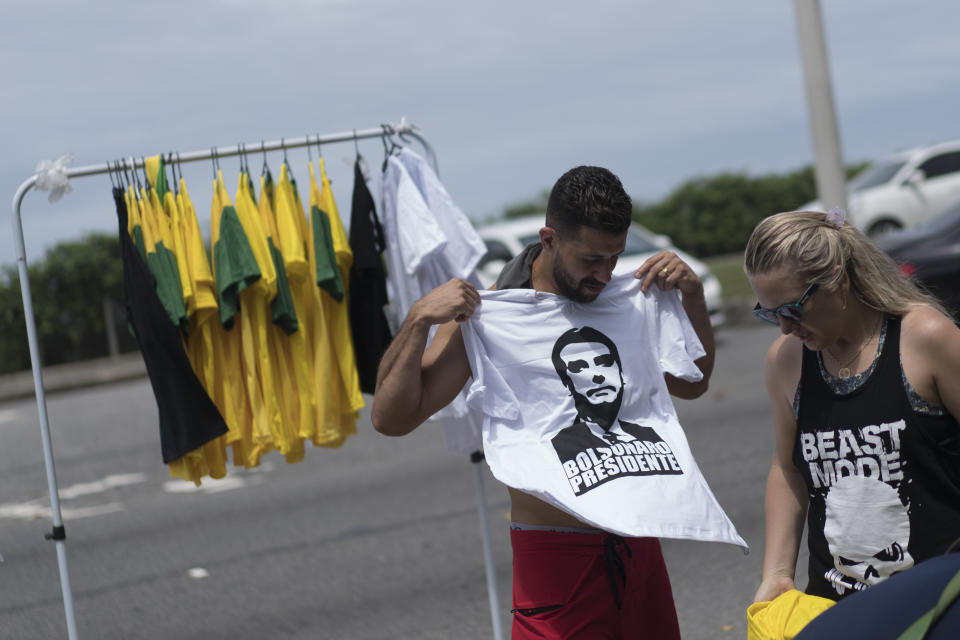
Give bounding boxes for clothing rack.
[10,121,503,640]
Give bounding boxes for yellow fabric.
[210,173,255,467]
[168,178,228,485]
[273,164,309,281]
[178,180,219,334]
[133,158,220,484]
[162,189,194,316]
[128,159,364,477]
[306,160,361,448]
[746,589,835,640]
[125,186,140,240]
[258,172,306,463]
[275,165,322,443]
[138,186,160,257]
[317,158,363,417]
[233,171,303,464]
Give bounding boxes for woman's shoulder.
[900,305,960,352]
[765,334,804,388]
[899,305,960,410]
[766,333,803,366]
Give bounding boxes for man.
[372,166,715,639]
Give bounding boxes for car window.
[623,227,660,255]
[919,152,960,180]
[849,161,907,191]
[478,239,513,269]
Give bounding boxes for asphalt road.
[0,323,801,640]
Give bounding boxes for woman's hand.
[753,574,797,603]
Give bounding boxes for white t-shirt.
[380,156,446,332]
[380,151,486,455]
[397,148,487,282]
[461,273,747,549]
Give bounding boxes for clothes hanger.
[174,152,184,187]
[119,159,132,192]
[140,157,151,191]
[106,160,118,189]
[211,147,221,181]
[130,157,144,193]
[165,152,178,195]
[379,123,405,171]
[384,123,403,154]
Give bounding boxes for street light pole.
[794,0,848,213]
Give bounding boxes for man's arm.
[634,250,715,399]
[372,278,479,436]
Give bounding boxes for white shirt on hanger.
[380,150,486,455]
[397,148,487,282]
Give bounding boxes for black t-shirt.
[495,242,541,290]
[794,315,960,599]
[347,159,393,394]
[114,187,228,463]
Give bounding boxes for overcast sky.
[3,0,959,267]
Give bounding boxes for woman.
[745,209,960,603]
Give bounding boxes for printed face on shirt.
[552,327,624,428]
[558,342,623,405]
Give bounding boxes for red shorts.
[510,528,680,640]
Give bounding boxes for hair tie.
[825,206,846,229]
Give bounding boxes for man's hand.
[372,278,478,436]
[411,278,481,326]
[635,250,714,399]
[634,250,704,297]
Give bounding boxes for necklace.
[825,316,881,379]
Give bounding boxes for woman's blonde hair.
[743,210,948,316]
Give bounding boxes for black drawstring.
[603,533,632,610]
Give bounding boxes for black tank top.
[794,316,960,600]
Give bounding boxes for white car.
[803,140,960,237]
[476,215,725,327]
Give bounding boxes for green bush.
[0,233,137,374]
[633,167,818,258]
[633,163,868,258]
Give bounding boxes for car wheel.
[867,219,902,238]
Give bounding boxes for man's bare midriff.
[507,487,599,529]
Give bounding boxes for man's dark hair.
[551,326,622,389]
[545,166,633,238]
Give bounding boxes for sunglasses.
[753,283,819,326]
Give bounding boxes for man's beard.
[573,388,623,430]
[553,256,605,303]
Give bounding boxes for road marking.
[0,472,146,523]
[188,567,210,579]
[163,475,248,494]
[162,461,273,494]
[58,473,147,499]
[0,499,124,521]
